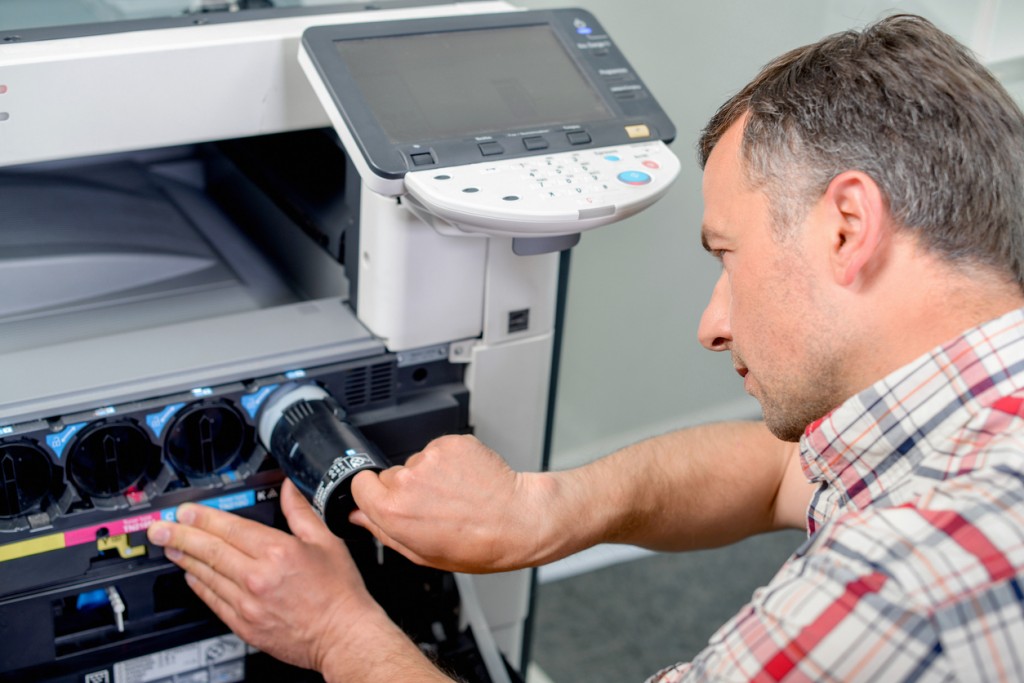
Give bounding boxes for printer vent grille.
[343,362,395,407]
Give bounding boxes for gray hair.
[699,14,1024,287]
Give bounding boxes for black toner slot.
[66,420,161,500]
[0,439,59,519]
[164,400,254,478]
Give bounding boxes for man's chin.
[760,406,811,443]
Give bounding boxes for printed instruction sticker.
[111,634,247,683]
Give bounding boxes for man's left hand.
[146,479,398,676]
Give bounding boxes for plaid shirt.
[650,308,1024,682]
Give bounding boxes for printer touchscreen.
[335,25,613,144]
[299,9,680,246]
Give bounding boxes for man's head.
[697,14,1024,441]
[699,14,1024,280]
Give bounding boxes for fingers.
[146,510,265,631]
[148,480,339,576]
[181,570,244,635]
[279,479,332,544]
[347,508,423,562]
[349,471,430,566]
[147,499,305,597]
[158,502,272,560]
[144,485,402,674]
[148,509,251,579]
[167,543,250,621]
[346,434,521,573]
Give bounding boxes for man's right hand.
[350,422,811,575]
[349,434,563,573]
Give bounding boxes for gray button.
[566,131,591,145]
[410,152,434,166]
[478,141,504,156]
[523,136,549,151]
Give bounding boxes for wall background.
[514,0,1023,471]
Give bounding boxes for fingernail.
[148,523,170,546]
[178,504,196,525]
[165,547,183,562]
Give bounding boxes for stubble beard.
[742,351,846,443]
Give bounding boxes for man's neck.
[839,250,1024,400]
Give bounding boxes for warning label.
[313,452,376,514]
[110,635,247,683]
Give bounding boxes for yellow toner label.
[0,534,66,563]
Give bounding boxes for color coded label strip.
[0,488,270,564]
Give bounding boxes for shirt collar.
[799,307,1024,510]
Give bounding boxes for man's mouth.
[735,364,752,394]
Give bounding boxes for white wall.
[515,0,1021,470]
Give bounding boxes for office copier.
[0,2,679,680]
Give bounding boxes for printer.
[0,2,679,681]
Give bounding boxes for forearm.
[532,421,806,558]
[320,615,456,683]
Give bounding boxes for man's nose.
[698,272,732,352]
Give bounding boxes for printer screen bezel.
[300,9,676,180]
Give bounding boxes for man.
[147,13,1024,681]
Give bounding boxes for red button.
[642,160,660,169]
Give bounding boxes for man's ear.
[823,170,887,287]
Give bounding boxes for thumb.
[280,478,331,543]
[348,470,389,534]
[350,468,386,506]
[349,471,429,566]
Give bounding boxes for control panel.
[298,9,681,240]
[404,140,680,236]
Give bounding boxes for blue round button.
[617,170,652,186]
[604,155,620,162]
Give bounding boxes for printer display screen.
[335,25,613,144]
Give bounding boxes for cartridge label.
[0,486,278,563]
[313,450,377,515]
[110,634,249,683]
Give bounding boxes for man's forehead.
[701,123,747,247]
[704,115,747,176]
[700,119,775,250]
[702,119,748,211]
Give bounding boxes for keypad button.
[617,170,652,186]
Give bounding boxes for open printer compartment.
[0,135,515,682]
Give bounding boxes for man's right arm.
[350,421,813,573]
[557,421,812,553]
